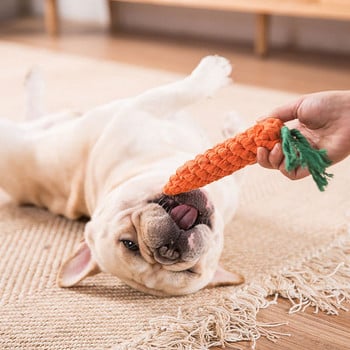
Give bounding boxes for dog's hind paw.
[190,55,232,97]
[25,66,45,121]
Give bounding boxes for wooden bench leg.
[108,0,118,32]
[44,0,59,36]
[255,13,270,57]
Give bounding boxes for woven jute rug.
[0,41,349,350]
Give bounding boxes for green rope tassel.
[281,126,333,191]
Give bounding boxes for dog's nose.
[157,244,180,262]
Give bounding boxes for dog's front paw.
[190,55,232,97]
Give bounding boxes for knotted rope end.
[281,126,333,191]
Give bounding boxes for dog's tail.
[24,66,45,121]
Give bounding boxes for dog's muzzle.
[146,190,213,266]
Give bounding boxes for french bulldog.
[0,56,244,296]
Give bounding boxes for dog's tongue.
[170,204,198,230]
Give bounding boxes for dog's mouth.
[169,204,198,231]
[136,189,215,268]
[154,189,213,230]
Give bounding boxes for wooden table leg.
[255,13,270,57]
[44,0,59,36]
[108,0,118,32]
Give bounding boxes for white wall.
[0,0,22,19]
[31,0,350,54]
[31,0,109,24]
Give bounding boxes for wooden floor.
[1,17,349,94]
[1,17,350,350]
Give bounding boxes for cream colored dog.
[0,56,244,296]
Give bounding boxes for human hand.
[257,90,350,180]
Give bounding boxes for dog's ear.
[207,265,244,288]
[57,240,101,287]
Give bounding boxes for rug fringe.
[114,228,350,350]
[265,234,350,315]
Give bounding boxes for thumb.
[257,97,304,123]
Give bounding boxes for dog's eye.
[121,240,139,252]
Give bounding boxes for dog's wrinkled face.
[58,173,243,296]
[138,191,213,268]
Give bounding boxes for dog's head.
[58,173,243,296]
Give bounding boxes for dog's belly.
[14,163,88,219]
[5,119,95,219]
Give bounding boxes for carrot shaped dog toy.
[163,118,333,195]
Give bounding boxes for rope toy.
[163,117,333,195]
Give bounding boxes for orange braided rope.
[163,118,284,195]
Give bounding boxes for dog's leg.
[110,56,232,118]
[24,67,82,130]
[0,119,34,200]
[25,66,45,121]
[22,110,82,131]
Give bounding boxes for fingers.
[257,144,311,180]
[279,165,310,181]
[257,144,284,169]
[290,167,310,180]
